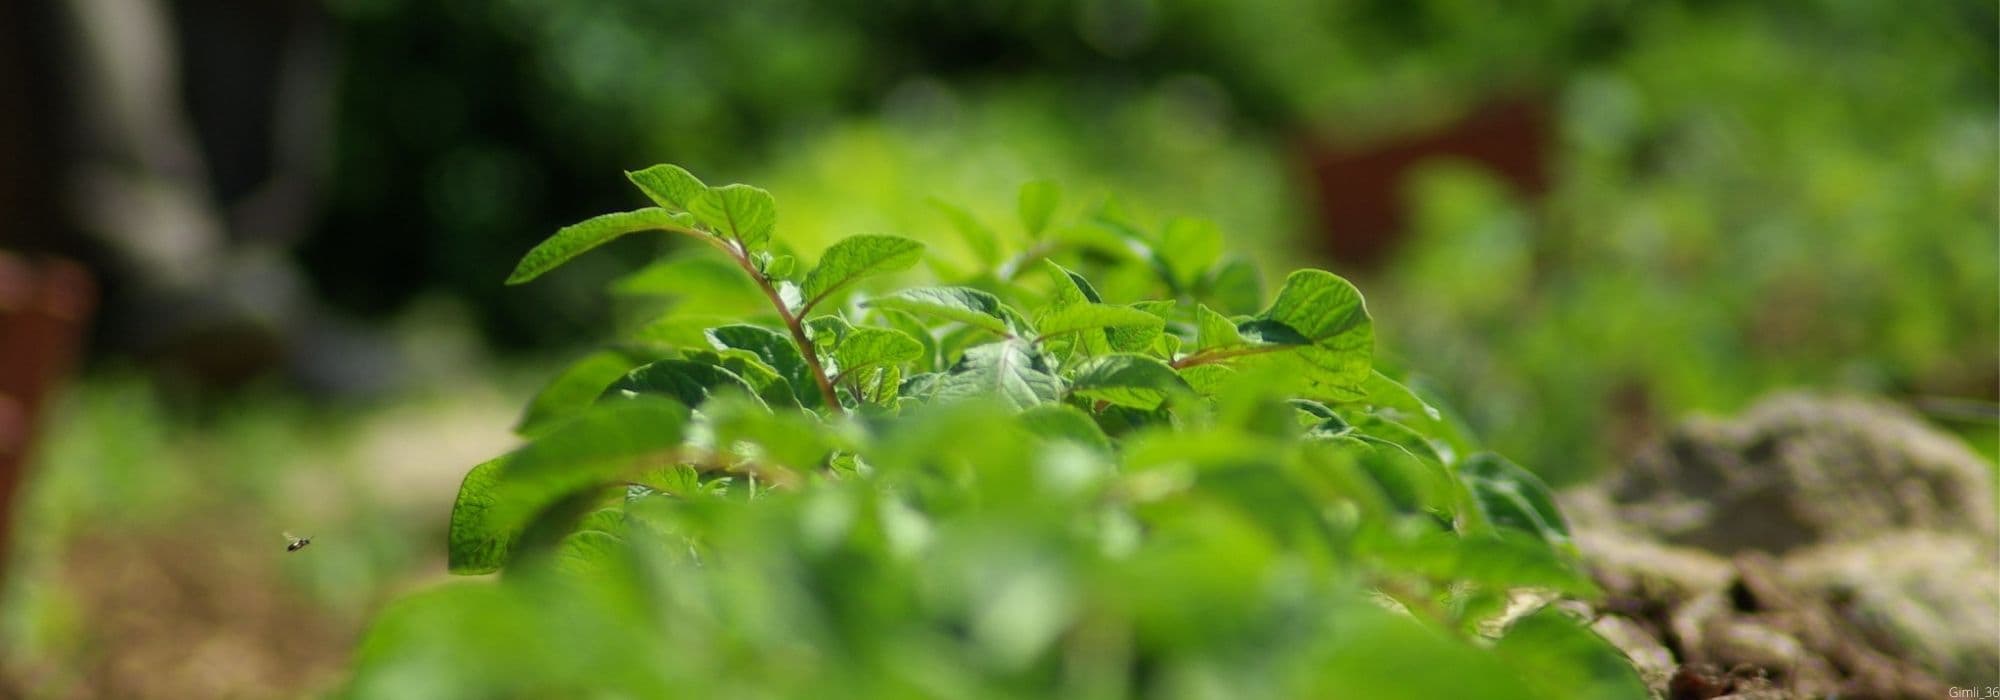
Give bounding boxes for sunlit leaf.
[867,286,1016,337]
[801,235,925,311]
[690,184,776,249]
[625,164,708,211]
[1068,353,1189,410]
[507,208,698,284]
[931,339,1062,409]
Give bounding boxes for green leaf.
[687,349,800,410]
[515,348,658,437]
[1158,217,1223,287]
[446,459,508,574]
[1379,531,1599,597]
[804,314,853,346]
[1043,260,1103,307]
[690,184,776,249]
[553,529,627,576]
[1347,440,1454,515]
[606,359,764,409]
[761,253,797,280]
[1247,269,1375,400]
[1207,258,1263,314]
[931,340,1062,409]
[611,254,760,305]
[631,314,739,347]
[1067,353,1190,410]
[449,398,690,574]
[1463,453,1573,547]
[867,286,1015,337]
[801,235,925,311]
[1362,370,1443,421]
[873,309,939,372]
[1307,597,1543,700]
[1194,304,1242,350]
[929,198,1001,265]
[1017,403,1110,453]
[702,394,835,469]
[1033,303,1163,347]
[705,324,815,407]
[1346,413,1449,467]
[831,326,924,375]
[1179,363,1234,394]
[507,208,697,284]
[1493,606,1651,700]
[1017,180,1060,239]
[625,164,708,211]
[853,365,903,406]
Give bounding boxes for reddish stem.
[722,241,844,414]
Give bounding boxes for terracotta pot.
[0,252,95,582]
[1295,98,1553,270]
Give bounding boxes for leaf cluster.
[344,165,1641,699]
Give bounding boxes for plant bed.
[341,165,1643,698]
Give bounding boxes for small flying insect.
[284,531,313,552]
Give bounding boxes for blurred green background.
[1,0,1992,696]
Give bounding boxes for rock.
[1597,393,1993,554]
[1592,614,1677,691]
[1780,532,1999,687]
[1562,393,1995,698]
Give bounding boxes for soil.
[2,522,349,699]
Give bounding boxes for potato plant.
[341,165,1643,698]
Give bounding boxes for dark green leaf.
[705,324,815,407]
[687,349,800,410]
[1463,453,1573,547]
[607,359,764,409]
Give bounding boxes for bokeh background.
[1,0,1993,696]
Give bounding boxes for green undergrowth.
[342,165,1644,698]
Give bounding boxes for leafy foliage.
[345,166,1633,698]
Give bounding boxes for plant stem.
[1169,345,1284,370]
[723,241,845,414]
